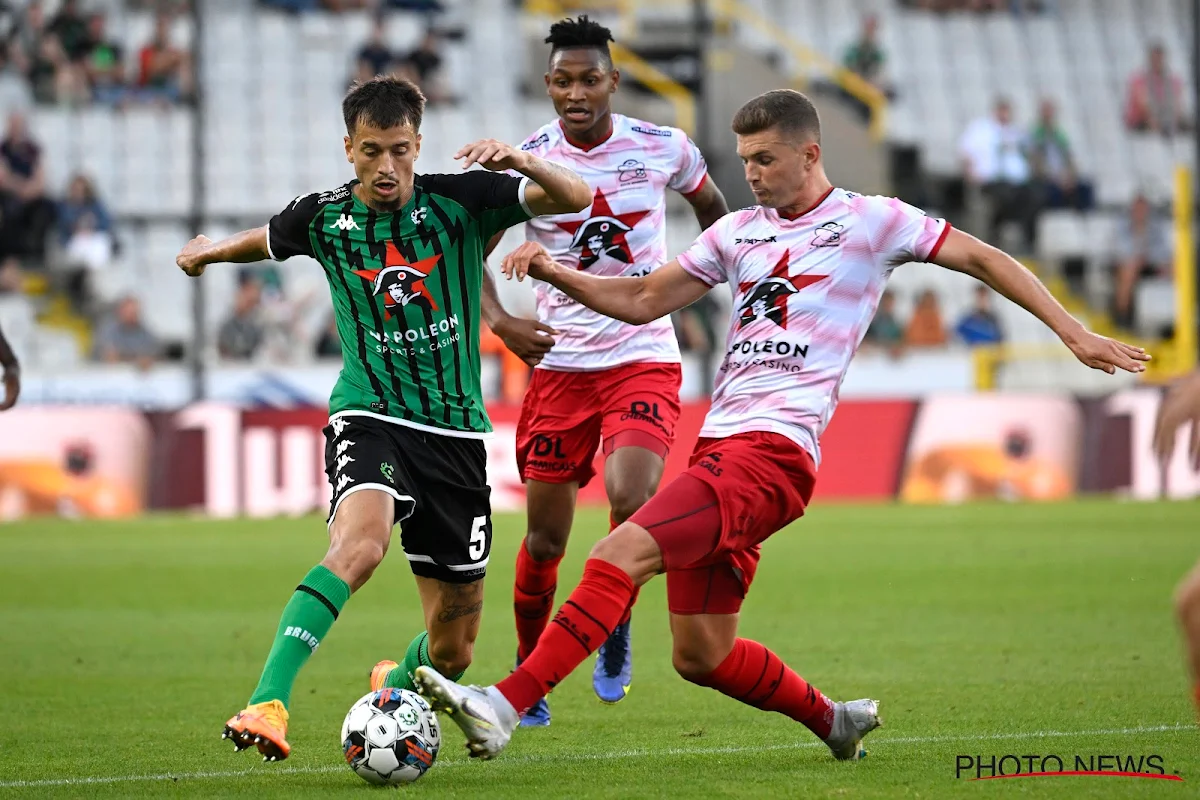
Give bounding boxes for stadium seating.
[7,0,1187,379]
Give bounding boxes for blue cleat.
[519,696,551,727]
[514,651,551,727]
[593,620,632,704]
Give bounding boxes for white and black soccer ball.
[341,688,441,785]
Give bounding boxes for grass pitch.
[0,499,1196,798]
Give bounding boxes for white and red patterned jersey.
[677,188,950,465]
[515,113,709,370]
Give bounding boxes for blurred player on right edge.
[415,89,1149,762]
[1154,368,1200,718]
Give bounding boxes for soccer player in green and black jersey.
[175,76,590,762]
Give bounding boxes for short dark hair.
[731,90,821,143]
[545,15,615,69]
[342,76,426,136]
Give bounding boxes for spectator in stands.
[1029,98,1094,211]
[57,174,111,247]
[28,30,87,105]
[218,276,265,361]
[48,0,88,60]
[401,28,453,106]
[863,289,904,357]
[955,284,1005,346]
[92,295,159,369]
[904,288,947,348]
[1111,193,1173,331]
[840,13,893,123]
[0,111,55,265]
[959,97,1039,253]
[0,44,32,121]
[356,15,394,79]
[57,174,114,315]
[81,12,126,106]
[135,13,193,105]
[0,255,20,293]
[1125,43,1189,136]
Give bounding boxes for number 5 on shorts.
[469,516,487,561]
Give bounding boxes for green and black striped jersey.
[268,171,533,437]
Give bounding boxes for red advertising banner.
[1,391,1195,521]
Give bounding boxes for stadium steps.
[34,295,91,358]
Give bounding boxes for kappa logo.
[410,206,428,225]
[335,454,355,472]
[736,235,778,245]
[521,132,550,151]
[335,439,355,456]
[336,473,355,492]
[330,214,360,231]
[331,418,349,436]
[632,125,672,137]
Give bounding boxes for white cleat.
[413,666,519,760]
[824,699,882,761]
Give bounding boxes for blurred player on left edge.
[0,320,18,411]
[1154,368,1200,718]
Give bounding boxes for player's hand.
[1063,330,1150,375]
[1153,370,1200,469]
[491,315,558,366]
[0,366,19,411]
[176,235,213,277]
[454,139,528,172]
[501,241,558,282]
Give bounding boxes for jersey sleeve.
[861,195,951,269]
[667,132,710,198]
[421,171,533,240]
[267,192,321,260]
[676,213,731,286]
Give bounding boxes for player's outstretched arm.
[932,227,1150,375]
[502,241,709,325]
[455,139,591,215]
[1154,369,1200,469]
[176,226,271,278]
[0,320,19,411]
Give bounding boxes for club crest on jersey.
[737,249,828,329]
[811,221,844,247]
[555,188,650,268]
[353,242,441,320]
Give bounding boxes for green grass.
[0,500,1196,798]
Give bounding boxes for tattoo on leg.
[436,581,484,625]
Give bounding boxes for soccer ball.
[341,688,441,785]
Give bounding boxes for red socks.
[689,638,835,740]
[498,558,635,714]
[513,540,563,662]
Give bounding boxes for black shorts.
[323,414,492,584]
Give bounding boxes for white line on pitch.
[0,723,1192,790]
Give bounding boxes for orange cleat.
[222,700,291,762]
[370,660,400,693]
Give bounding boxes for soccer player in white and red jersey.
[416,88,1150,761]
[479,16,729,724]
[1154,369,1200,718]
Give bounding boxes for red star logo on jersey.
[353,242,441,320]
[554,188,650,269]
[737,249,827,329]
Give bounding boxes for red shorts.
[629,431,817,615]
[516,362,681,488]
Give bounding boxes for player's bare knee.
[524,527,568,562]
[671,645,723,683]
[1176,570,1200,621]
[427,637,473,678]
[607,484,655,526]
[326,523,389,588]
[588,524,661,584]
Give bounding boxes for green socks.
[248,565,350,709]
[383,631,467,691]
